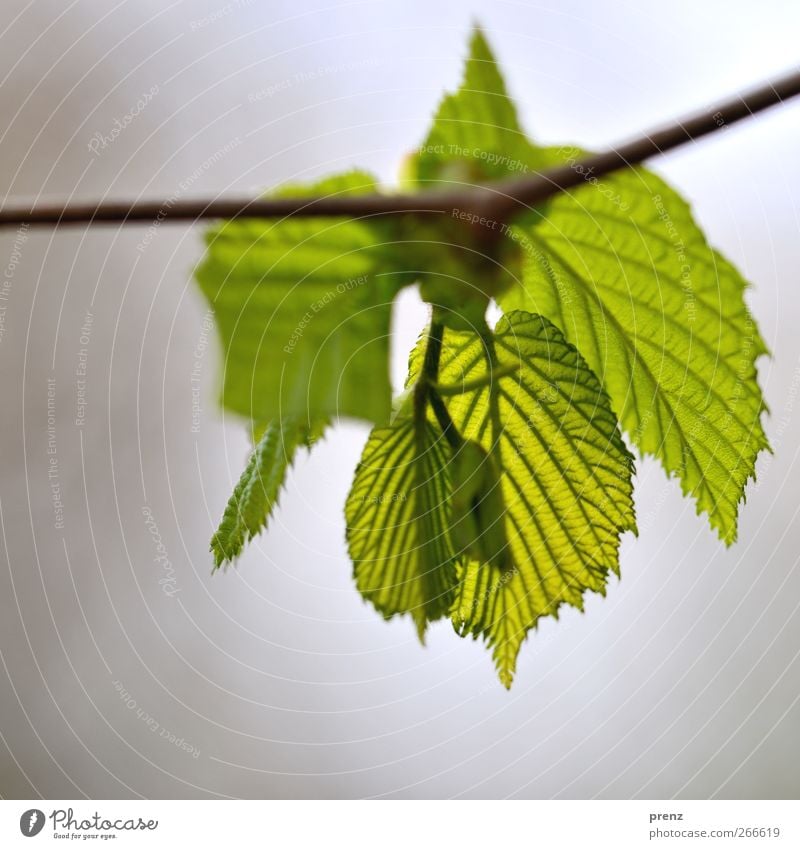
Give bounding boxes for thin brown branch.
[1,67,798,229]
[476,66,800,223]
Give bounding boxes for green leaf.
[499,159,769,542]
[409,311,636,686]
[403,26,555,189]
[345,417,458,640]
[211,419,323,568]
[195,171,400,425]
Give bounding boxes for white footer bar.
[1,799,797,848]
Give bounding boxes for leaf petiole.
[414,315,464,449]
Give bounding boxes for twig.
[0,68,798,229]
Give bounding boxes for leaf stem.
[479,327,505,468]
[415,315,463,450]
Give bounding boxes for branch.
[1,67,798,229]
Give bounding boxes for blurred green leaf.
[195,171,401,425]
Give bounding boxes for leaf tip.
[414,613,428,646]
[210,535,237,571]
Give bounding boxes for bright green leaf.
[500,160,769,542]
[409,311,636,686]
[195,171,401,425]
[345,417,458,640]
[211,418,324,568]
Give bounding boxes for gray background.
[0,0,798,799]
